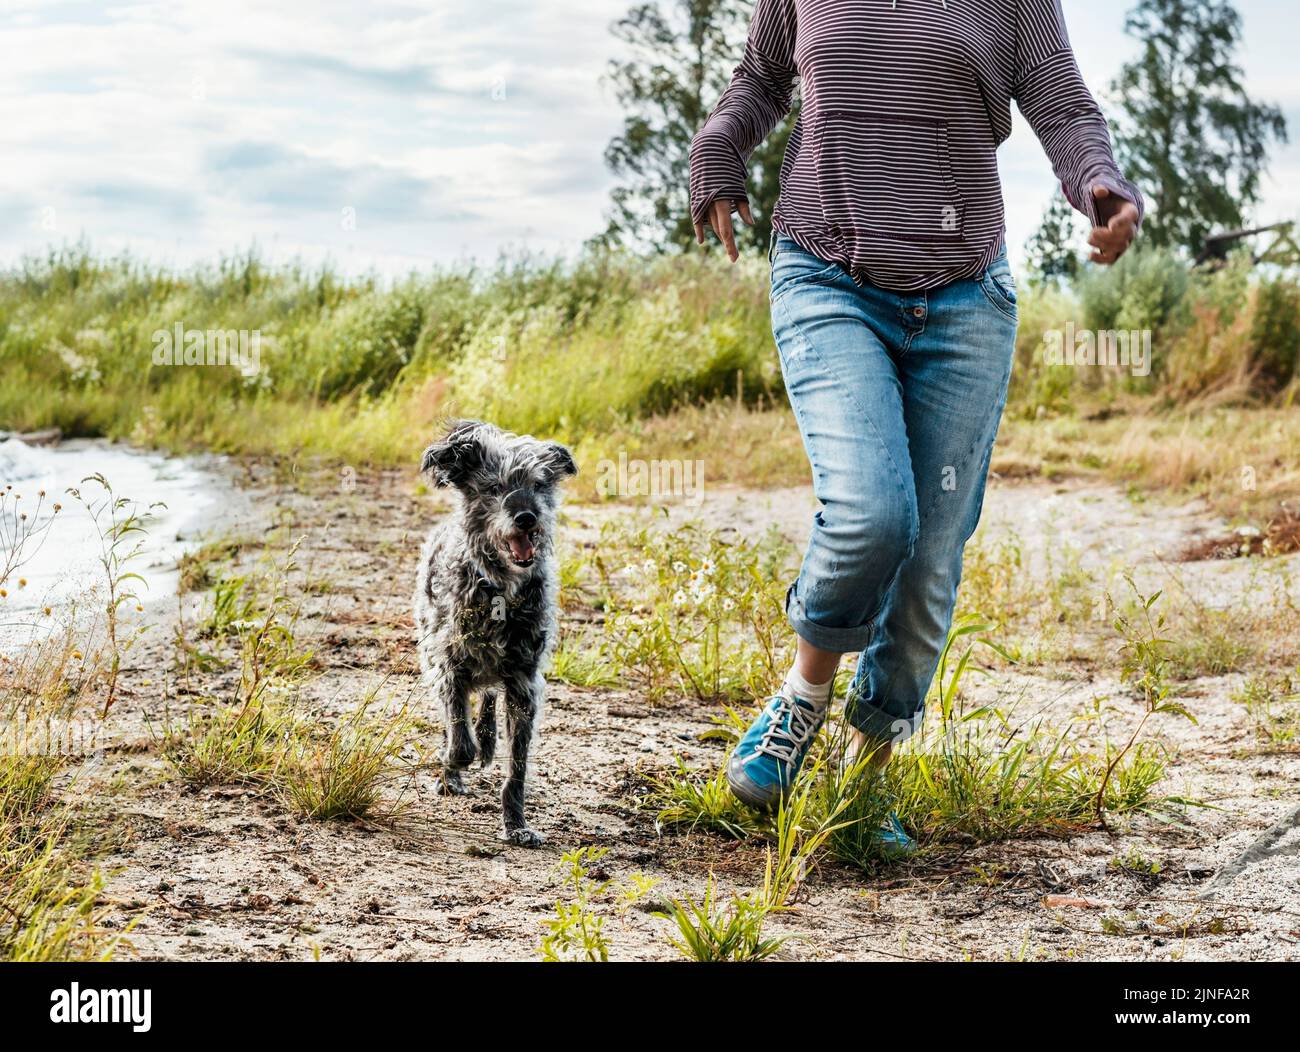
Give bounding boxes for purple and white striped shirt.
[689,0,1144,292]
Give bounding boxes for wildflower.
[673,561,687,573]
[722,597,736,611]
[0,589,6,598]
[672,590,688,606]
[72,651,83,660]
[700,558,715,575]
[641,559,655,574]
[18,578,26,588]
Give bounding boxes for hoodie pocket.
[815,111,966,249]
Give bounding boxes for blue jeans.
[769,235,1018,744]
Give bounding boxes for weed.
[538,847,616,962]
[66,474,158,717]
[158,700,298,788]
[1233,671,1300,748]
[277,701,414,821]
[597,519,797,703]
[656,875,785,962]
[1099,577,1195,821]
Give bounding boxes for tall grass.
[0,246,778,463]
[5,244,1296,487]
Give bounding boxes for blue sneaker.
[726,684,828,809]
[876,812,917,857]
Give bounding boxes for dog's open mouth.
[505,533,537,567]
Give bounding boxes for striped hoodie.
[689,0,1144,292]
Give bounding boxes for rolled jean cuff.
[785,585,874,653]
[846,693,924,745]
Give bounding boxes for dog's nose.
[513,510,538,531]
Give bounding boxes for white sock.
[784,667,833,709]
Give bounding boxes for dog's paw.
[500,826,545,848]
[433,771,468,796]
[447,743,478,770]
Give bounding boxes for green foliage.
[159,700,299,788]
[277,701,414,821]
[596,519,797,703]
[1025,190,1085,283]
[1247,276,1300,392]
[0,756,119,961]
[4,242,1299,469]
[1076,245,1191,334]
[656,875,785,962]
[537,847,656,962]
[538,847,615,962]
[599,0,795,254]
[649,610,1194,870]
[1111,0,1288,254]
[1233,671,1300,748]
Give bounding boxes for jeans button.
[912,306,926,319]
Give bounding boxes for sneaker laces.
[751,685,824,767]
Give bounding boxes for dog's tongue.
[508,535,535,563]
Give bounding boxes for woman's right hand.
[694,198,755,262]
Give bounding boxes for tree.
[1025,190,1085,283]
[598,0,796,254]
[1111,0,1287,254]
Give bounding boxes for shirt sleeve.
[688,0,798,226]
[1013,0,1144,229]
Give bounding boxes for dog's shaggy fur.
[413,420,577,846]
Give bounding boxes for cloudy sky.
[3,0,1297,276]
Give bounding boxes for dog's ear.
[421,420,485,488]
[541,442,577,481]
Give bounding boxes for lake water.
[0,438,229,649]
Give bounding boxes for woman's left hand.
[1087,184,1140,265]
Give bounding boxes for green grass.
[276,702,415,821]
[649,598,1197,872]
[1233,671,1300,749]
[5,245,1298,520]
[0,755,117,961]
[159,700,299,788]
[572,518,799,704]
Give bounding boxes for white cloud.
[1,0,1295,276]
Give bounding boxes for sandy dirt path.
[82,460,1300,961]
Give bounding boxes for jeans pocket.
[978,262,1018,320]
[770,238,843,301]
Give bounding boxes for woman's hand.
[694,198,755,262]
[1087,184,1140,266]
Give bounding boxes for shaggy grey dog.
[413,419,577,846]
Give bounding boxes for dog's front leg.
[500,672,544,846]
[433,669,476,796]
